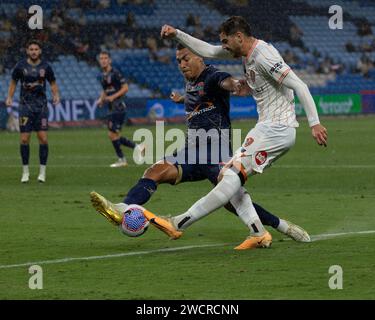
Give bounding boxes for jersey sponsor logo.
[269,61,283,74]
[255,151,267,165]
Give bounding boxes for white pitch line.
[0,243,228,270]
[310,230,375,242]
[0,230,374,270]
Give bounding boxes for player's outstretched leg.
[90,191,125,225]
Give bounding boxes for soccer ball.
[119,204,149,237]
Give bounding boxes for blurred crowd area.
[0,0,374,98]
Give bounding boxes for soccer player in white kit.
[144,16,328,249]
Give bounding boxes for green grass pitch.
[0,117,374,299]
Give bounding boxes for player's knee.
[108,131,116,140]
[143,162,176,184]
[20,137,29,144]
[39,137,48,144]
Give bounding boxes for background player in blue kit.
[90,44,310,244]
[96,51,144,168]
[6,40,60,183]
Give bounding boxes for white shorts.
[233,122,296,176]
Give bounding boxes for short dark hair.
[219,16,252,36]
[176,43,186,51]
[99,51,111,58]
[26,39,42,49]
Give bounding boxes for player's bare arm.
[50,80,60,105]
[170,91,184,103]
[6,79,17,106]
[282,70,328,147]
[161,24,232,60]
[96,91,106,107]
[105,83,128,103]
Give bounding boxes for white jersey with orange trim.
[244,39,298,128]
[175,29,320,128]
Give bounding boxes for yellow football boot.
[142,210,183,240]
[234,231,272,250]
[90,191,123,226]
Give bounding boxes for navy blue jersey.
[99,67,127,113]
[11,59,55,112]
[184,65,231,131]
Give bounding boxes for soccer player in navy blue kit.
[91,45,310,245]
[6,40,60,183]
[96,51,144,168]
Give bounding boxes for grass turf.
[0,117,374,299]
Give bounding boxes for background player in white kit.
[143,16,328,249]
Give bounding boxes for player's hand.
[105,95,115,103]
[233,79,252,96]
[161,25,177,39]
[53,95,60,105]
[311,123,328,147]
[5,97,13,107]
[170,92,183,103]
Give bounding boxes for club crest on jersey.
[39,69,45,77]
[255,151,267,165]
[244,137,254,147]
[197,82,205,96]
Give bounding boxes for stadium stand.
[0,0,374,101]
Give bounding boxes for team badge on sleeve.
[255,151,268,165]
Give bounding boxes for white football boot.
[38,165,46,183]
[110,158,128,168]
[284,220,311,242]
[21,166,29,183]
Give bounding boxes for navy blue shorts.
[107,111,126,133]
[19,108,48,133]
[165,142,231,185]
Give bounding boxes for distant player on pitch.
[145,16,327,249]
[97,51,144,167]
[6,40,60,183]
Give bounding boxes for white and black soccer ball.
[119,204,149,237]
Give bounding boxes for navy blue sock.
[124,178,157,205]
[20,144,30,165]
[112,139,124,158]
[253,202,280,229]
[39,144,49,165]
[120,136,136,149]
